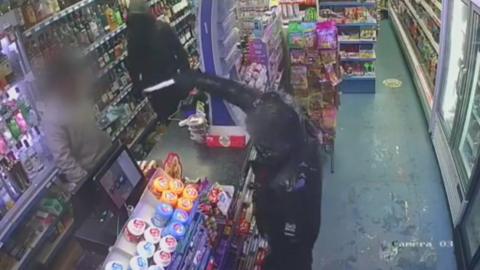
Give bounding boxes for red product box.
[206,135,247,148]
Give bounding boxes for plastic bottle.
[105,5,117,32]
[23,140,44,173]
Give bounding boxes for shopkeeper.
[40,52,112,191]
[126,0,190,122]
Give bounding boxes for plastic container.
[168,179,184,195]
[150,176,170,199]
[147,266,164,270]
[136,241,155,259]
[159,235,178,253]
[144,226,162,244]
[176,197,193,213]
[153,251,172,268]
[163,222,186,241]
[104,261,127,270]
[182,185,198,201]
[151,203,173,228]
[171,209,189,225]
[124,218,147,243]
[160,191,178,207]
[129,256,148,270]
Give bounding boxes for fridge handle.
[456,63,467,99]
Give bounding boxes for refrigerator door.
[453,7,480,193]
[437,0,469,138]
[459,182,480,268]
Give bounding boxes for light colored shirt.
[40,96,112,183]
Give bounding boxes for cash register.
[73,144,147,255]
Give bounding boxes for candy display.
[104,154,243,270]
[153,251,172,268]
[159,235,178,252]
[151,203,173,228]
[105,261,127,270]
[239,8,284,92]
[124,218,147,243]
[136,241,156,259]
[129,256,148,270]
[144,226,162,244]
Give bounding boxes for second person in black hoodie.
[126,0,190,122]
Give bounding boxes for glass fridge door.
[459,183,480,268]
[437,0,469,138]
[454,7,480,192]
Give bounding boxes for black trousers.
[264,237,314,270]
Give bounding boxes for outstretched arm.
[145,71,261,112]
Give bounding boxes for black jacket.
[127,19,190,121]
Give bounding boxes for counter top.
[147,123,250,187]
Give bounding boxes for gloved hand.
[172,70,202,96]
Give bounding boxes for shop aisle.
[312,20,457,270]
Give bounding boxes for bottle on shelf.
[1,172,22,201]
[21,0,37,27]
[1,153,30,192]
[105,4,117,32]
[22,140,44,173]
[86,7,101,40]
[15,142,35,176]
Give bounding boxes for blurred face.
[50,64,92,102]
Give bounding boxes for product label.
[173,223,185,235]
[174,211,188,223]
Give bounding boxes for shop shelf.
[172,0,189,14]
[170,10,193,28]
[111,84,133,107]
[337,22,377,27]
[183,37,196,51]
[319,1,376,7]
[389,1,433,118]
[420,0,441,25]
[24,0,95,37]
[127,115,157,148]
[83,25,127,56]
[0,164,58,245]
[97,52,127,78]
[340,57,376,62]
[36,218,75,265]
[111,97,149,140]
[343,75,376,80]
[339,39,376,44]
[403,0,439,53]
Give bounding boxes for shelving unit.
[318,1,378,93]
[389,0,440,118]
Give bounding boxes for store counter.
[101,124,252,268]
[147,123,250,187]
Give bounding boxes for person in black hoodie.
[148,72,322,270]
[126,0,190,122]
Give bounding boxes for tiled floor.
[312,20,457,270]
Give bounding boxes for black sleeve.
[174,71,261,112]
[163,23,190,72]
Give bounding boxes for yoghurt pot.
[182,185,198,201]
[151,177,170,199]
[165,222,186,240]
[136,241,155,259]
[104,261,126,270]
[124,218,147,243]
[147,266,164,270]
[160,191,178,207]
[169,179,185,195]
[171,209,189,225]
[129,256,148,270]
[159,235,178,253]
[153,250,172,268]
[144,226,162,244]
[151,203,173,228]
[176,197,193,212]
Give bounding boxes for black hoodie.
[127,13,190,121]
